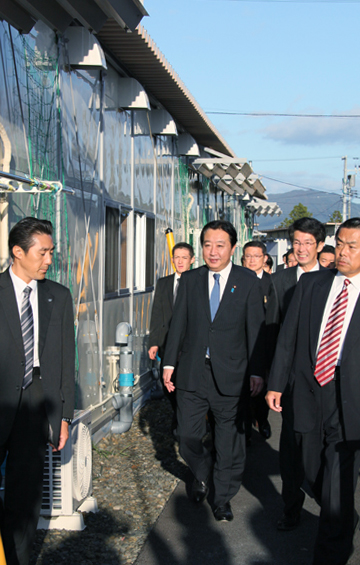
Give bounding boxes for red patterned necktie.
[314,278,350,386]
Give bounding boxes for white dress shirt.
[173,272,181,294]
[10,266,40,367]
[316,272,360,364]
[208,260,233,300]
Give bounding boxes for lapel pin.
[48,298,53,302]
[231,286,236,293]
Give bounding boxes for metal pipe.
[111,323,135,435]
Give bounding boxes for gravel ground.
[30,398,187,565]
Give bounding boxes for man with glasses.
[242,241,272,440]
[266,217,325,531]
[267,218,360,565]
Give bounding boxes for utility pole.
[342,157,358,221]
[342,156,348,221]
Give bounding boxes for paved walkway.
[135,411,360,565]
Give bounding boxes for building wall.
[0,21,254,417]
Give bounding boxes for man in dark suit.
[148,242,194,418]
[163,220,266,522]
[0,217,75,565]
[267,217,360,565]
[242,240,272,440]
[266,217,325,531]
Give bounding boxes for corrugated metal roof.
[96,22,236,158]
[0,0,148,34]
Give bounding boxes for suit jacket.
[163,264,266,397]
[0,268,75,446]
[266,266,298,367]
[259,270,272,310]
[148,274,175,360]
[268,269,360,442]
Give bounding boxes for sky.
[143,0,360,210]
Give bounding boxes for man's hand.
[266,391,283,412]
[250,376,264,397]
[148,346,159,360]
[163,368,175,393]
[51,420,69,452]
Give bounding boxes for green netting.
[4,29,79,384]
[19,34,59,180]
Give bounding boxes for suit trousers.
[0,374,49,565]
[279,384,305,518]
[176,360,245,507]
[299,378,360,565]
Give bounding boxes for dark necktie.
[173,278,179,305]
[210,273,220,321]
[21,286,34,390]
[314,278,350,386]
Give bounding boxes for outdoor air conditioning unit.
[38,409,97,531]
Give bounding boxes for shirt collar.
[9,265,37,293]
[336,270,360,291]
[209,260,233,280]
[297,261,320,279]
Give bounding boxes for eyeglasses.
[244,255,264,260]
[293,240,316,248]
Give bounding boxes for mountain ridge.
[257,189,360,230]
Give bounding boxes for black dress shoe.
[277,513,300,531]
[191,478,208,503]
[213,502,233,522]
[259,420,272,440]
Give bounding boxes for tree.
[278,203,312,228]
[329,210,343,223]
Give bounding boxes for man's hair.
[335,217,360,239]
[288,217,326,245]
[285,248,295,266]
[200,220,237,248]
[172,242,194,258]
[9,217,53,259]
[242,240,267,255]
[266,255,273,269]
[319,244,335,256]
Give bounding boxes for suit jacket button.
[310,389,314,393]
[16,386,20,391]
[20,361,24,366]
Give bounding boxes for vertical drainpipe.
[171,138,175,232]
[153,122,157,273]
[129,111,135,328]
[55,192,61,283]
[98,70,105,405]
[0,195,9,273]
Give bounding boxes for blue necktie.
[21,286,34,390]
[210,273,220,321]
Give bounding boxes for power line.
[207,111,360,118]
[209,1,360,3]
[254,156,343,163]
[260,174,335,192]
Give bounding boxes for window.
[120,210,129,289]
[105,206,119,295]
[134,212,155,291]
[145,216,155,288]
[105,205,129,296]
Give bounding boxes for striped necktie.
[21,286,34,390]
[314,278,350,387]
